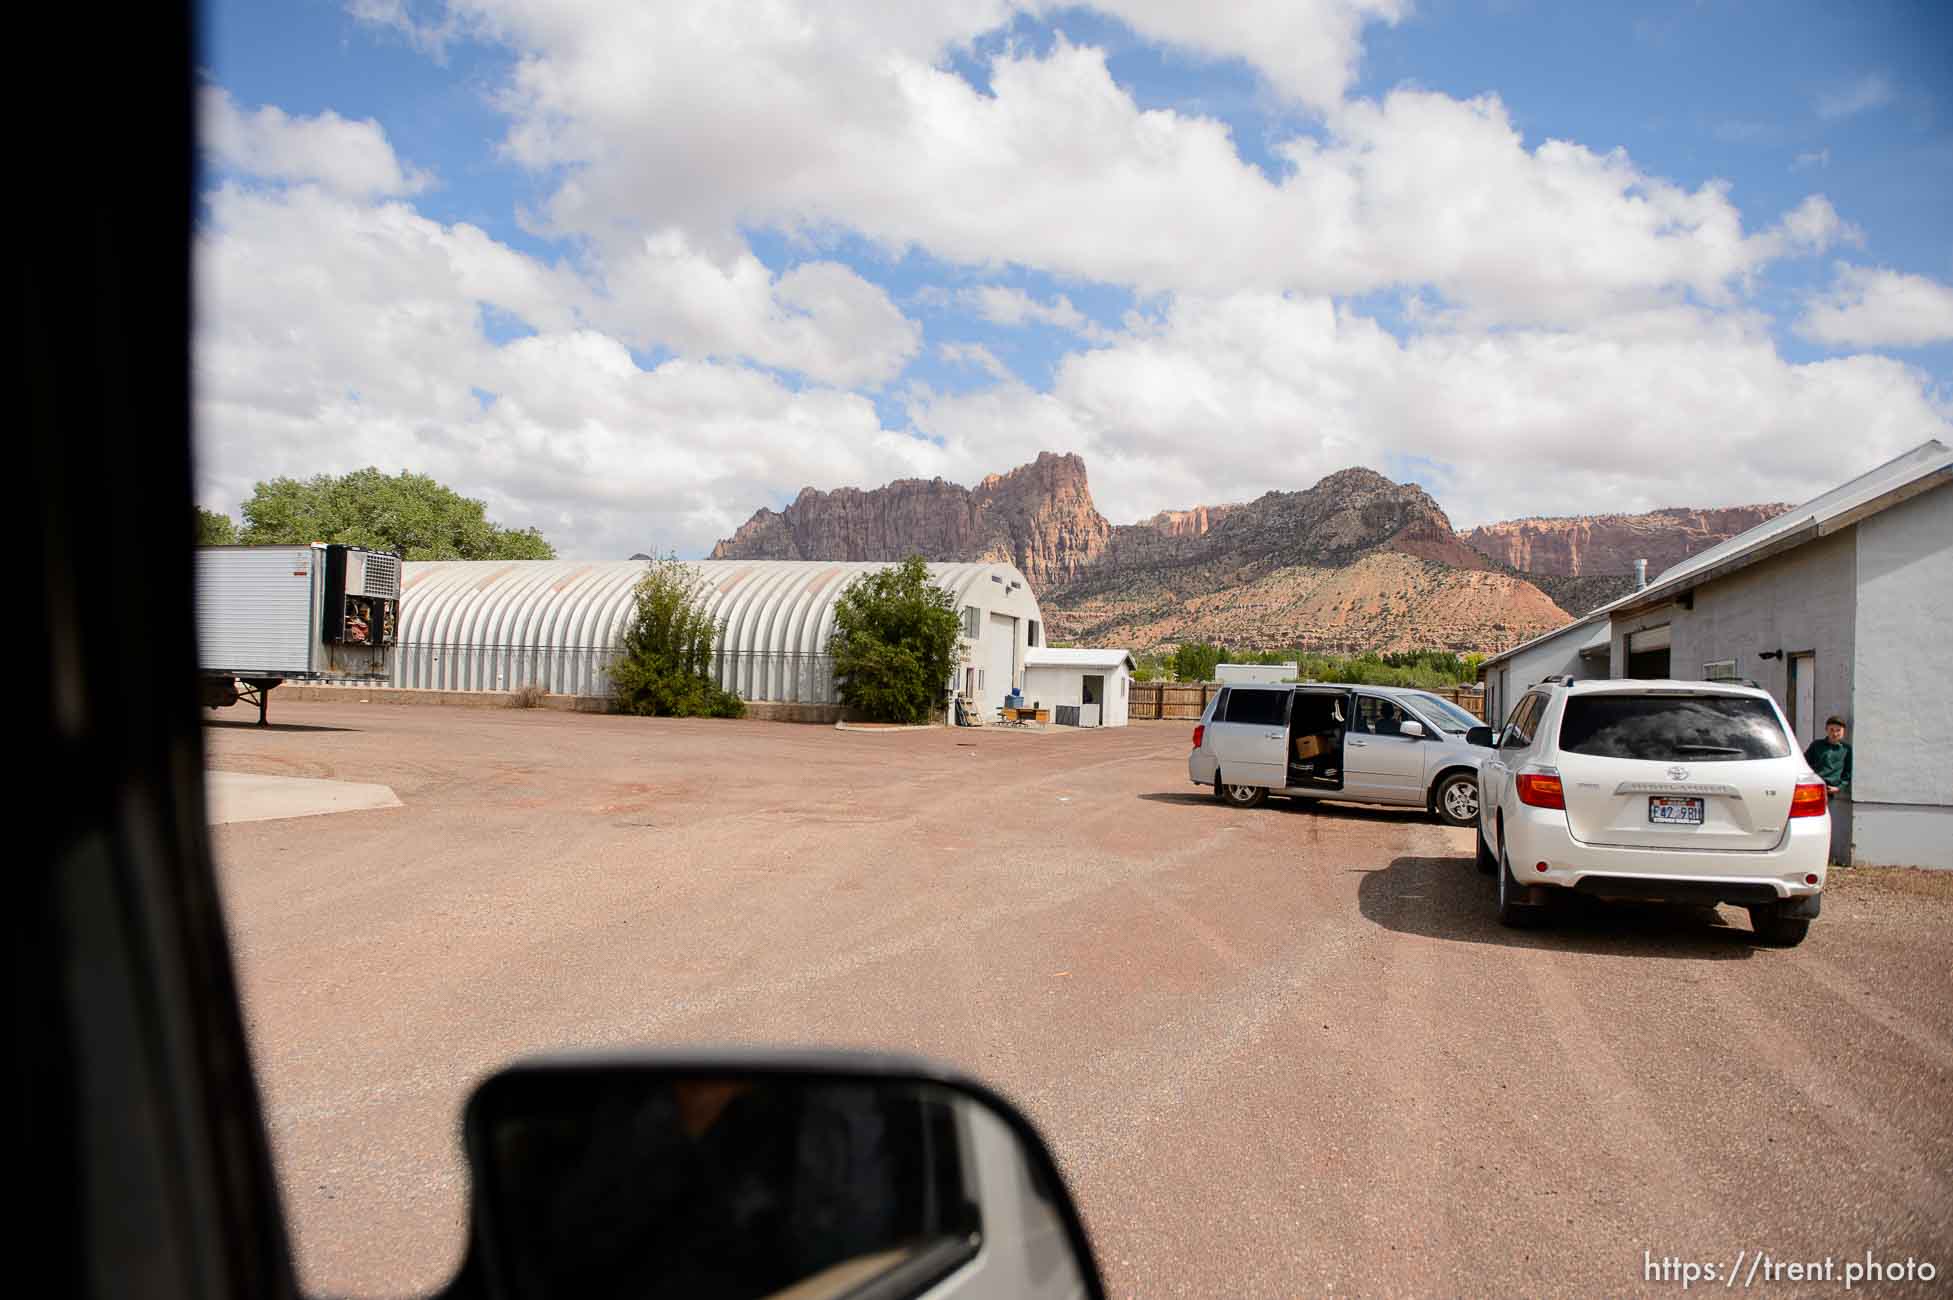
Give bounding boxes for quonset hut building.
[391,559,1045,722]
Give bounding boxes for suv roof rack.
[1538,674,1575,686]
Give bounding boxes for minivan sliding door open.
[1286,690,1347,791]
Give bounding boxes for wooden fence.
[1131,681,1484,722]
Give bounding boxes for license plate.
[1649,796,1704,825]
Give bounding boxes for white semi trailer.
[195,544,400,725]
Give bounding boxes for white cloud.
[1817,74,1894,121]
[430,2,1843,324]
[937,341,1013,381]
[199,86,430,196]
[592,232,919,387]
[962,286,1114,341]
[1079,0,1407,111]
[911,292,1950,528]
[1755,194,1860,259]
[1797,264,1953,349]
[192,182,939,558]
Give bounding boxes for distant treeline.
[1130,644,1483,688]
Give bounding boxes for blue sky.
[194,1,1953,558]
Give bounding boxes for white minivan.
[1188,683,1495,826]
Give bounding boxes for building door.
[1627,624,1671,679]
[983,613,1016,712]
[1788,652,1817,750]
[1081,674,1104,727]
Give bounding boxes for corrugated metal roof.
[1635,439,1951,597]
[1024,647,1135,671]
[394,558,1040,702]
[1480,439,1952,670]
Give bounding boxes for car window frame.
[1222,685,1292,728]
[1502,693,1544,749]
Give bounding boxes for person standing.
[1803,716,1852,864]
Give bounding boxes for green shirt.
[1803,738,1851,791]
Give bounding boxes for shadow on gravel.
[1136,791,1218,806]
[1360,854,1759,959]
[1132,793,1433,823]
[202,720,359,733]
[1280,800,1431,825]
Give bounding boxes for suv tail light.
[1192,724,1205,749]
[1515,772,1565,810]
[1789,781,1828,819]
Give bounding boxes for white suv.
[1476,678,1829,946]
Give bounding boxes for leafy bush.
[1170,641,1226,682]
[611,557,746,718]
[829,556,961,724]
[1217,645,1480,688]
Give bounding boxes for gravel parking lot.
[207,701,1953,1297]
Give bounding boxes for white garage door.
[984,613,1017,710]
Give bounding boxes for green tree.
[238,467,555,560]
[1170,641,1225,683]
[829,556,961,724]
[195,506,238,545]
[610,556,745,718]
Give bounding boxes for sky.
[195,0,1953,560]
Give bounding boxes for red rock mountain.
[710,451,1111,589]
[708,456,1780,653]
[1461,505,1790,577]
[1045,468,1565,653]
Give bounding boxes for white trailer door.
[984,613,1017,712]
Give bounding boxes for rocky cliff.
[1460,505,1790,578]
[709,451,1111,588]
[1040,467,1565,653]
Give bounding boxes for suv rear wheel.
[1746,904,1811,948]
[1495,830,1547,929]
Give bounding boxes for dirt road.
[207,702,1953,1296]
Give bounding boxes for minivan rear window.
[1222,688,1289,727]
[1557,694,1792,761]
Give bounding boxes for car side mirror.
[462,1050,1105,1300]
[1466,725,1495,748]
[1399,719,1426,739]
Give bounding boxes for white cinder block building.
[1020,647,1135,727]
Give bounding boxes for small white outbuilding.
[1020,647,1136,727]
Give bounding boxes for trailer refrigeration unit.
[195,544,400,724]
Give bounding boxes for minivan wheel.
[1746,905,1811,948]
[1221,782,1267,809]
[1435,773,1480,827]
[1496,836,1546,929]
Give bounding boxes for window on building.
[961,604,980,638]
[1702,659,1739,682]
[1028,619,1040,647]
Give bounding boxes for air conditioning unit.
[343,548,401,600]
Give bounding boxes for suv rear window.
[1222,688,1289,727]
[1557,694,1792,762]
